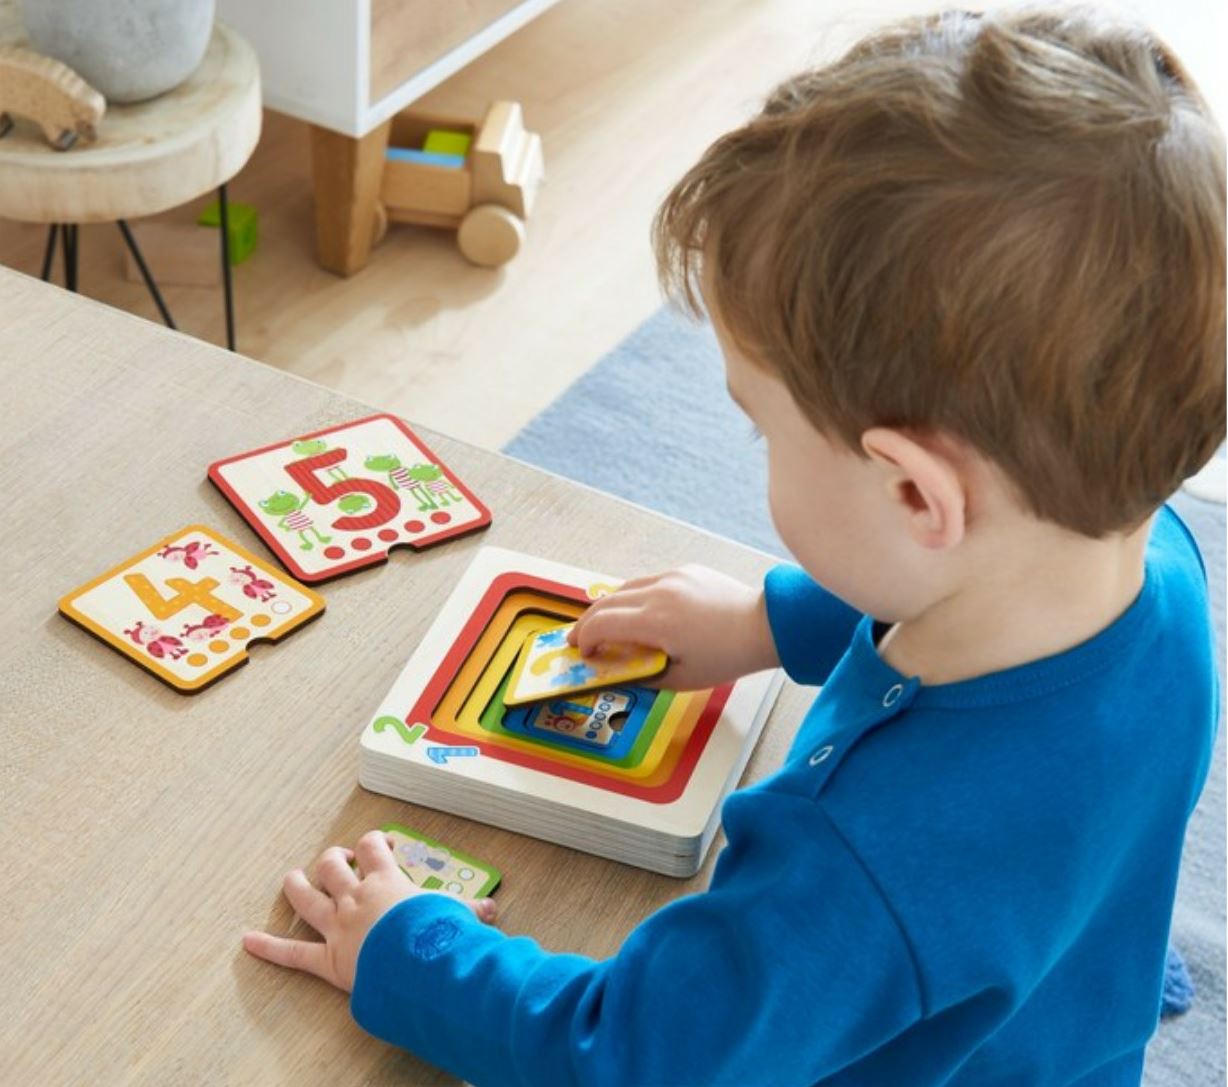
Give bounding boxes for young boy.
[244,6,1224,1083]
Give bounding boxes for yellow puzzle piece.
[503,621,668,706]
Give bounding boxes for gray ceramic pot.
[21,0,215,103]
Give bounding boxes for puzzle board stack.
[359,547,784,877]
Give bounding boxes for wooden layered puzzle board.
[360,548,779,822]
[58,525,324,693]
[207,414,491,583]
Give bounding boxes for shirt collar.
[884,556,1158,711]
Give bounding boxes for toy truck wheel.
[372,200,389,247]
[457,204,524,268]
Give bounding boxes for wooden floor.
[1,0,1218,451]
[0,0,919,449]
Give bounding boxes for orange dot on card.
[251,614,271,627]
[186,653,208,667]
[209,640,229,653]
[230,626,250,640]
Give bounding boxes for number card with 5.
[208,415,492,582]
[58,525,324,693]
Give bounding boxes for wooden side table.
[0,12,260,349]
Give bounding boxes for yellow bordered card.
[58,524,324,693]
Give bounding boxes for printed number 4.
[283,448,399,530]
[125,574,242,621]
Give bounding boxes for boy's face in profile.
[712,304,950,626]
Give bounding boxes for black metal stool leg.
[117,220,176,329]
[40,224,59,281]
[61,224,78,292]
[217,183,236,351]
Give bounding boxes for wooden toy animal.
[0,46,105,150]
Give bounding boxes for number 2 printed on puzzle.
[208,414,492,582]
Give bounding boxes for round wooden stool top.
[0,14,260,224]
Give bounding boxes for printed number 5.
[283,448,399,530]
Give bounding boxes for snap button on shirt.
[809,745,834,766]
[882,683,904,708]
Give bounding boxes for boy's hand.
[242,830,497,994]
[569,565,778,690]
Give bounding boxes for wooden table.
[0,268,806,1085]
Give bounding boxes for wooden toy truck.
[373,100,543,268]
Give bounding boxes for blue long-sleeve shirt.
[350,506,1217,1085]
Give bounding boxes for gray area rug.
[505,306,1226,1083]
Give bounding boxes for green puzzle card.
[381,822,501,900]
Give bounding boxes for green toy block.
[197,199,259,265]
[423,128,472,158]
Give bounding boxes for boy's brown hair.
[654,6,1226,536]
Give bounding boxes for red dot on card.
[378,529,398,542]
[430,512,451,525]
[351,537,372,551]
[403,520,425,533]
[323,546,345,560]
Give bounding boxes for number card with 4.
[58,525,324,693]
[207,414,492,583]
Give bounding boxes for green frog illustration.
[292,438,348,482]
[364,454,461,511]
[259,490,332,550]
[336,494,372,514]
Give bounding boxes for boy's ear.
[860,428,967,550]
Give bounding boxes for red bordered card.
[207,414,491,582]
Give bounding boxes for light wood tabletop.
[0,267,807,1086]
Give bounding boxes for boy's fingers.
[315,847,359,898]
[570,579,661,640]
[471,898,497,924]
[283,868,335,933]
[572,591,650,639]
[612,575,658,594]
[242,930,329,980]
[573,606,661,656]
[354,829,399,876]
[570,591,627,634]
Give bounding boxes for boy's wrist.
[741,589,780,674]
